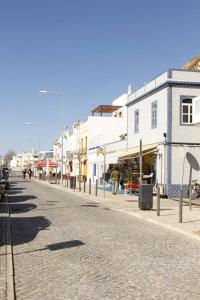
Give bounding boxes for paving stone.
[8,176,200,299]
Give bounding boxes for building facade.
[127,69,200,197]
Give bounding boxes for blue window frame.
[134,110,139,133]
[181,98,192,125]
[151,101,157,129]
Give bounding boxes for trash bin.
[138,184,153,210]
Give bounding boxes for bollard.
[189,185,192,211]
[67,179,69,188]
[79,179,81,192]
[89,178,91,194]
[84,178,86,193]
[157,186,160,216]
[73,177,76,190]
[95,179,98,196]
[179,189,183,223]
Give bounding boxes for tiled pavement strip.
[39,179,200,242]
[1,177,200,299]
[0,194,15,300]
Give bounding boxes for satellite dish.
[186,152,200,171]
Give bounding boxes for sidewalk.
[0,200,7,300]
[0,194,15,300]
[38,179,200,242]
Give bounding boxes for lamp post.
[25,122,41,162]
[39,90,64,186]
[23,136,33,152]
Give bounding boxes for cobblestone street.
[6,176,200,299]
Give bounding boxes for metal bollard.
[84,178,86,193]
[95,179,98,196]
[179,189,183,223]
[189,185,192,210]
[79,179,81,191]
[67,179,69,188]
[157,186,160,216]
[89,178,91,194]
[73,177,76,190]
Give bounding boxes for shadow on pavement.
[81,204,99,208]
[8,195,37,203]
[47,240,85,250]
[12,240,85,255]
[10,216,51,246]
[8,190,22,195]
[10,187,25,191]
[0,216,51,247]
[9,203,37,214]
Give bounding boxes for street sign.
[97,148,104,155]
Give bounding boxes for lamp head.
[39,90,48,94]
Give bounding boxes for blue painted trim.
[89,146,101,151]
[167,184,189,198]
[167,69,172,78]
[127,81,200,107]
[166,86,172,194]
[171,68,200,73]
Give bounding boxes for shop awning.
[118,144,158,160]
[34,160,58,168]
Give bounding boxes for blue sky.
[1,0,200,155]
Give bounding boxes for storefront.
[118,144,158,185]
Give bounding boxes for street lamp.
[39,90,64,186]
[23,136,33,153]
[25,122,41,162]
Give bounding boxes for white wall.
[87,116,125,183]
[128,71,168,103]
[88,116,125,148]
[127,88,168,148]
[172,86,200,143]
[172,70,200,82]
[170,86,200,185]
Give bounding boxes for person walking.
[22,169,26,179]
[28,168,32,179]
[111,166,120,195]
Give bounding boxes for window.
[151,101,157,128]
[134,110,139,133]
[181,98,192,124]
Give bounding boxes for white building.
[11,150,53,171]
[126,69,200,197]
[53,123,83,176]
[87,93,128,184]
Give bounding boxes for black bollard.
[157,186,160,216]
[95,179,98,196]
[89,178,91,194]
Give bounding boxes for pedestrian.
[111,166,120,195]
[28,168,32,179]
[22,169,26,179]
[108,174,112,189]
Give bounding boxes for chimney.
[128,84,132,95]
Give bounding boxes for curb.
[5,194,15,300]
